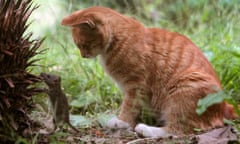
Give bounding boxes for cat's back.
[146,28,220,85]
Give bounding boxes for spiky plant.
[0,0,43,142]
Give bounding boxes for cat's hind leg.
[137,72,225,137]
[158,72,224,135]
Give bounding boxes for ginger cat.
[61,6,236,137]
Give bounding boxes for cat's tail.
[223,102,238,120]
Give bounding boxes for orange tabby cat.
[61,6,236,137]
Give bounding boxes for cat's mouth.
[81,52,96,58]
[79,49,92,58]
[80,50,99,58]
[81,53,91,58]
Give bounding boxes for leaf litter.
[31,110,239,144]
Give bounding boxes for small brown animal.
[40,72,79,133]
[61,6,236,137]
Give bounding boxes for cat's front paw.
[107,117,131,129]
[135,123,171,138]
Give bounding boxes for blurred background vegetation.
[29,0,240,120]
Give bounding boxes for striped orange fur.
[61,6,236,135]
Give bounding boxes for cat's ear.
[61,12,95,29]
[74,18,95,29]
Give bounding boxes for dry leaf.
[197,126,238,144]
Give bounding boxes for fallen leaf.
[197,126,238,144]
[70,115,92,128]
[91,129,104,137]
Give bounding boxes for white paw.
[107,117,131,129]
[135,123,170,138]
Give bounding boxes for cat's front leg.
[107,88,145,129]
[107,116,131,129]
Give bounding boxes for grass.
[29,0,121,113]
[29,0,240,131]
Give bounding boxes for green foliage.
[70,91,100,108]
[70,115,92,128]
[29,0,240,126]
[196,90,229,115]
[49,132,69,144]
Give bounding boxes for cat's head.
[61,7,113,58]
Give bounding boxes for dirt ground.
[36,126,239,144]
[31,110,240,143]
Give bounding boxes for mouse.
[40,72,79,133]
